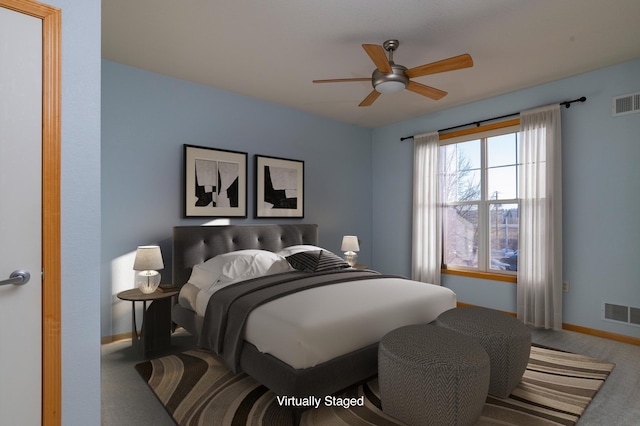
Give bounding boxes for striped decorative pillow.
[286,250,350,273]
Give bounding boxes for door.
[0,1,61,425]
[0,6,43,425]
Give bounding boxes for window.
[440,123,519,275]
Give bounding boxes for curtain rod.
[400,96,586,141]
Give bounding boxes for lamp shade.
[341,236,360,252]
[133,246,164,271]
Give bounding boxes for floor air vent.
[603,302,640,327]
[612,92,640,116]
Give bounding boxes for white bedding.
[181,273,456,369]
[178,247,456,369]
[244,277,456,369]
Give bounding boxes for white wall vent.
[612,91,640,116]
[603,302,640,327]
[631,307,640,326]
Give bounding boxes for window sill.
[442,268,517,283]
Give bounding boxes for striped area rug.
[135,345,614,425]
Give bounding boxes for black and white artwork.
[255,155,304,218]
[184,145,247,217]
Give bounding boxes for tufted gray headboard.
[172,224,318,288]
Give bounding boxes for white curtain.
[517,104,563,329]
[412,131,442,285]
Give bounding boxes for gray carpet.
[101,327,640,425]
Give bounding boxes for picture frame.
[183,144,247,217]
[255,155,304,218]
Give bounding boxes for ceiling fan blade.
[406,54,473,78]
[359,90,381,107]
[362,44,392,73]
[312,78,371,83]
[406,81,447,100]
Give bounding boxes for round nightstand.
[117,287,179,358]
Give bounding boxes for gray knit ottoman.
[378,324,490,426]
[435,306,531,398]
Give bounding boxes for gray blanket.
[198,269,394,373]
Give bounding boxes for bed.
[171,224,456,400]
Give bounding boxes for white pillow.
[187,263,220,290]
[202,251,292,303]
[217,251,288,283]
[187,249,287,291]
[276,244,328,257]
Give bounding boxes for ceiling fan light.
[375,80,406,94]
[372,64,409,94]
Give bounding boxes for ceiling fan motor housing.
[372,63,409,93]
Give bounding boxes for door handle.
[0,270,31,287]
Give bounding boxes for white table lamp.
[341,236,360,267]
[133,245,164,294]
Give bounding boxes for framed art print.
[255,155,304,218]
[184,144,247,217]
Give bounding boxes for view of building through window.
[440,130,519,273]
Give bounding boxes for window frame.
[439,119,520,283]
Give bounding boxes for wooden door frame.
[0,1,61,424]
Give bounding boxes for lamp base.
[136,270,161,294]
[344,251,358,267]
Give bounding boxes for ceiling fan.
[313,40,473,107]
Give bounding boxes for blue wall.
[372,59,640,339]
[101,60,373,337]
[47,0,102,424]
[102,59,640,341]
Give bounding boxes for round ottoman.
[435,306,531,398]
[378,324,490,426]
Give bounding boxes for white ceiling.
[102,0,640,128]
